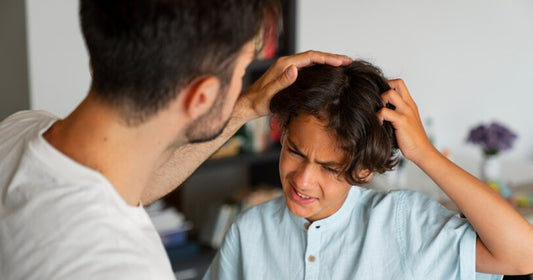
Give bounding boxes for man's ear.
[182,76,221,119]
[279,130,288,146]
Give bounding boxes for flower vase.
[480,154,501,183]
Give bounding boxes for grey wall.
[26,0,90,118]
[0,0,29,121]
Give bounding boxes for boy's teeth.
[297,192,310,199]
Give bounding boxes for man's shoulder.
[1,110,57,127]
[0,110,57,148]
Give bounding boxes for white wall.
[26,0,90,118]
[298,0,533,160]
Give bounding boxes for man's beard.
[185,86,231,144]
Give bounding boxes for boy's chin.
[285,201,312,219]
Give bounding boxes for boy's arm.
[378,79,533,275]
[142,51,352,204]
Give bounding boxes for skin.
[378,79,533,275]
[279,113,353,222]
[43,44,353,207]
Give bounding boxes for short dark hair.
[80,0,280,124]
[270,60,399,185]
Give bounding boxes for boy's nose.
[293,163,314,189]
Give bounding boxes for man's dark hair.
[80,0,280,124]
[270,60,399,185]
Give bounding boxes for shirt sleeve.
[203,222,243,280]
[395,190,502,280]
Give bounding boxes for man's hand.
[143,51,351,204]
[233,50,352,124]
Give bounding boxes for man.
[0,0,351,279]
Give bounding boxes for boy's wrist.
[409,144,442,167]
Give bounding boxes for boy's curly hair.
[270,60,399,184]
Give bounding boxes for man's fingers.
[259,51,351,88]
[280,50,352,69]
[265,64,298,97]
[244,51,351,117]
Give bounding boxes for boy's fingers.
[388,79,415,104]
[381,88,409,113]
[377,106,401,125]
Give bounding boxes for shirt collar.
[287,186,360,231]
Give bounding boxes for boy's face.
[279,113,352,222]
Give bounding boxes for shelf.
[242,0,296,88]
[247,59,276,73]
[199,147,281,171]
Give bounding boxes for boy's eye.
[324,166,339,174]
[288,147,302,157]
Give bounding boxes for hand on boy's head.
[233,51,352,123]
[377,79,436,164]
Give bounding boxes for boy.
[204,61,533,279]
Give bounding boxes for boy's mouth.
[296,191,311,199]
[290,185,317,204]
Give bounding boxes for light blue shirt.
[204,186,501,280]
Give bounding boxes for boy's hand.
[233,50,352,124]
[377,79,436,164]
[379,81,533,276]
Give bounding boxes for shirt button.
[308,255,316,262]
[304,223,310,230]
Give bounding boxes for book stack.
[146,200,197,261]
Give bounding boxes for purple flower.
[466,122,518,156]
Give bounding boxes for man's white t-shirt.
[0,111,175,280]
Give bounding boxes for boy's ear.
[358,169,373,182]
[182,76,221,119]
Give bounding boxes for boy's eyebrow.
[286,137,342,168]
